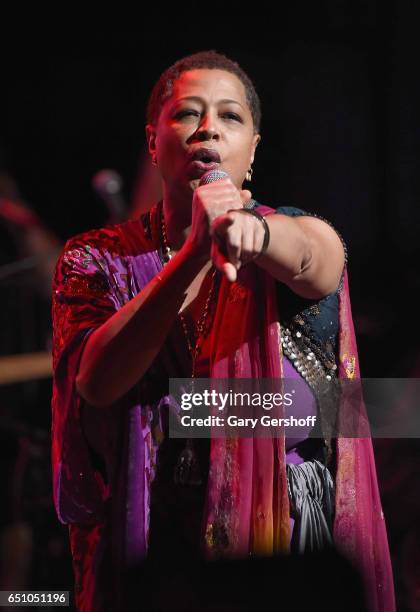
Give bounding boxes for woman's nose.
[196,114,219,140]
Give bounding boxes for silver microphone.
[198,169,229,185]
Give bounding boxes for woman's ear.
[250,133,261,165]
[145,124,157,157]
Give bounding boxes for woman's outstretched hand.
[185,177,261,282]
[210,209,266,282]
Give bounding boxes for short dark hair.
[146,50,261,133]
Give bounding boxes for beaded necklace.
[160,206,218,378]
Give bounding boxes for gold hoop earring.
[246,167,253,182]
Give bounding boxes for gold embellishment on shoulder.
[342,354,356,379]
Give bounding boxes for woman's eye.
[223,112,242,122]
[174,110,242,122]
[175,110,200,119]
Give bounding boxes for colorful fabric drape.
[51,204,395,611]
[202,205,395,611]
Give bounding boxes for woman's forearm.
[76,242,207,407]
[257,214,311,279]
[256,214,345,299]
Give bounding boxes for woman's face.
[146,69,260,195]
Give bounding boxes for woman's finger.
[240,189,252,205]
[211,239,237,282]
[225,224,242,270]
[211,214,242,269]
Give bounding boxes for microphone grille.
[199,169,229,186]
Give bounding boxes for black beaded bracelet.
[228,208,271,259]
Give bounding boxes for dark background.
[3,2,420,376]
[1,2,419,610]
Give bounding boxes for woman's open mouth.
[190,159,220,171]
[188,148,222,177]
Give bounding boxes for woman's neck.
[162,185,194,252]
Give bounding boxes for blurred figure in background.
[0,169,60,299]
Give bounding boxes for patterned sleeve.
[51,232,121,525]
[52,236,121,372]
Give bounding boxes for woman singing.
[51,50,395,611]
